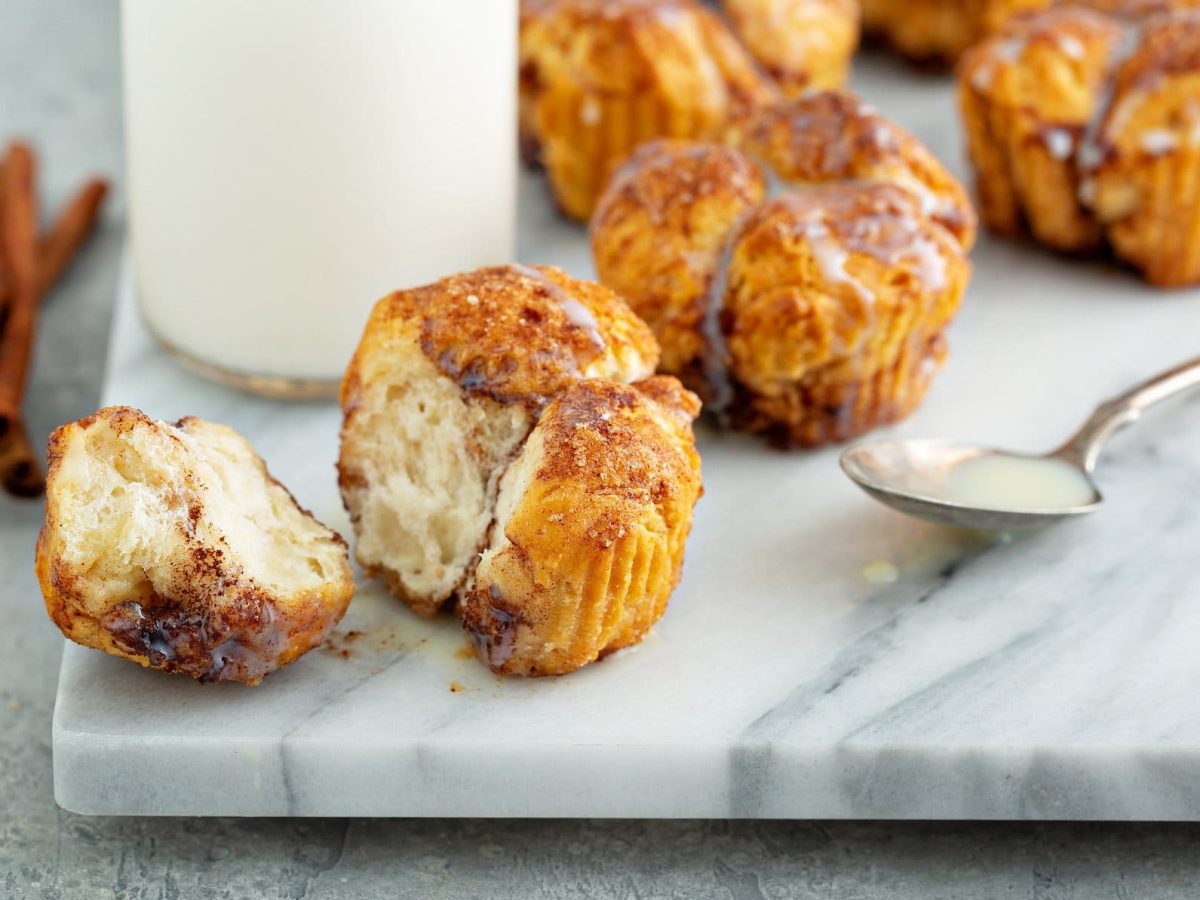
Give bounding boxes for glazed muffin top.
[722,182,970,392]
[962,1,1200,173]
[341,265,660,414]
[591,91,975,420]
[721,91,978,247]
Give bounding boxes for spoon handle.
[1057,356,1200,472]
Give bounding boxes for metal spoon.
[840,357,1200,530]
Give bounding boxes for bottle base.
[149,327,340,401]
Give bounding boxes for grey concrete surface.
[3,1,1200,897]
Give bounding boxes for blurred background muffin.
[959,1,1200,285]
[591,92,974,447]
[722,0,859,94]
[861,0,1052,64]
[519,0,861,221]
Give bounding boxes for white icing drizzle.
[509,264,606,360]
[867,123,900,154]
[1067,8,1200,204]
[776,188,950,356]
[1043,127,1076,161]
[599,103,957,425]
[1140,128,1179,156]
[1058,34,1086,60]
[894,231,949,294]
[859,217,947,296]
[693,183,953,417]
[899,173,947,222]
[797,214,875,310]
[971,35,1028,92]
[794,210,872,357]
[579,96,602,127]
[699,219,745,420]
[1076,21,1146,177]
[805,194,947,294]
[770,97,960,234]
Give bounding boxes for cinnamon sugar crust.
[461,376,702,676]
[342,265,658,415]
[592,140,768,402]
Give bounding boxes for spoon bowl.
[840,439,1102,531]
[838,356,1200,531]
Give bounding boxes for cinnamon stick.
[0,142,44,497]
[37,178,108,298]
[0,154,9,319]
[0,145,109,498]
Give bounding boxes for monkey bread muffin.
[339,264,703,676]
[519,0,860,221]
[591,91,975,448]
[959,1,1200,285]
[721,0,860,95]
[861,0,1052,63]
[36,407,354,684]
[519,0,775,221]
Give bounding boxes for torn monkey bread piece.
[35,406,354,685]
[592,91,974,448]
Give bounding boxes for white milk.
[122,0,517,393]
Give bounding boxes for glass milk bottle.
[122,1,518,397]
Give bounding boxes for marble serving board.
[53,57,1200,819]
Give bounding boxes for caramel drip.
[102,597,287,684]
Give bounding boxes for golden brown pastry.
[340,265,702,675]
[721,0,860,95]
[461,376,702,676]
[340,264,671,606]
[960,2,1200,285]
[592,91,974,447]
[35,407,354,685]
[861,0,1053,63]
[519,0,777,221]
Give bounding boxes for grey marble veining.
[52,57,1200,818]
[9,1,1200,897]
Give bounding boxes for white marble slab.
[53,57,1200,819]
